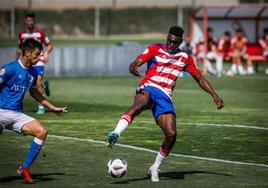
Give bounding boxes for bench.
[247,43,267,72]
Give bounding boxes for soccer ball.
[107,158,127,178]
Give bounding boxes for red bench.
[247,43,266,62]
[247,43,266,72]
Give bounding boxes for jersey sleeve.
[183,55,200,76]
[18,32,23,48]
[138,45,158,62]
[0,64,14,85]
[40,29,51,46]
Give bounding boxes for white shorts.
[198,51,218,60]
[0,108,35,134]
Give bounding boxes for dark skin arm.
[192,73,224,109]
[130,57,224,109]
[129,58,146,77]
[29,88,67,115]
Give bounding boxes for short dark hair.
[264,28,268,35]
[22,39,42,56]
[236,28,243,33]
[25,12,35,19]
[224,31,231,36]
[169,26,184,38]
[207,27,213,32]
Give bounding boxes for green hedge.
[1,7,193,38]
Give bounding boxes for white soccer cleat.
[147,166,160,182]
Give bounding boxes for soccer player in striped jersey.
[16,12,53,114]
[0,39,67,184]
[107,26,224,182]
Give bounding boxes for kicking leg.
[107,91,150,146]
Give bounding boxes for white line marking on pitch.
[41,119,268,131]
[48,134,268,168]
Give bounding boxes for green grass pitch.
[0,74,268,187]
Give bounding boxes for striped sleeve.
[138,45,158,62]
[183,55,199,76]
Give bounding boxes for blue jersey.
[0,60,37,112]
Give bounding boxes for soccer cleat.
[36,108,45,115]
[17,166,34,184]
[107,131,119,147]
[44,80,50,97]
[147,166,160,182]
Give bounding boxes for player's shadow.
[0,172,65,184]
[111,170,233,184]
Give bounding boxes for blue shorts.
[33,65,45,76]
[140,86,175,119]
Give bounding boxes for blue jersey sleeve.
[0,64,14,85]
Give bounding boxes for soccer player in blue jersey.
[0,39,67,184]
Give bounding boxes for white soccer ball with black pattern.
[107,158,127,178]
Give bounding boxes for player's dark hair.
[224,31,231,36]
[236,28,243,33]
[169,26,184,39]
[21,39,42,56]
[207,27,213,32]
[264,28,268,35]
[25,12,35,19]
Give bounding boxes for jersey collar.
[18,59,28,69]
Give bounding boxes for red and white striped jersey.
[137,44,199,98]
[18,27,51,62]
[18,27,50,47]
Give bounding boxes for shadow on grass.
[0,172,65,183]
[111,170,233,184]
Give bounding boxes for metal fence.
[0,44,147,76]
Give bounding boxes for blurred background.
[0,0,267,76]
[0,2,268,187]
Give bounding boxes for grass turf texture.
[0,74,268,187]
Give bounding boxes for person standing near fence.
[16,12,53,114]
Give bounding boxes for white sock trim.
[152,152,166,169]
[114,119,129,136]
[34,137,44,145]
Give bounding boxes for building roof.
[193,4,268,19]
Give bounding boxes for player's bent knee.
[35,127,48,140]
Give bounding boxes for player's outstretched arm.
[192,73,224,109]
[129,58,145,77]
[43,43,53,62]
[29,88,67,115]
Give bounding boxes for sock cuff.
[34,137,44,145]
[121,114,132,124]
[160,147,170,157]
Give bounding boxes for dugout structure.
[190,4,268,56]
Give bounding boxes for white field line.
[48,134,268,168]
[41,119,268,131]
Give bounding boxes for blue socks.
[22,138,43,168]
